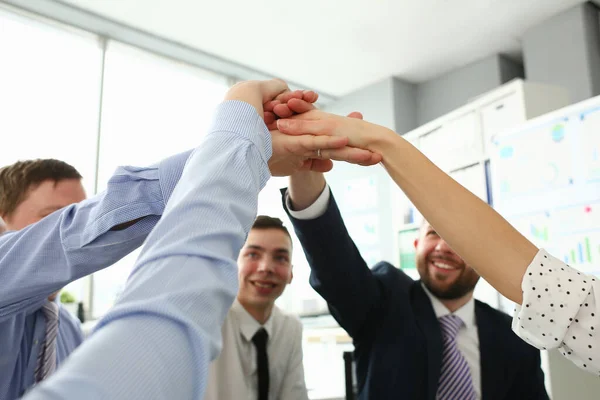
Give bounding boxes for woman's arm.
[278,112,538,304]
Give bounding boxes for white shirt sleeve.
[513,249,600,375]
[285,184,330,220]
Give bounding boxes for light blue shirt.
[0,300,85,400]
[23,100,272,400]
[0,144,191,399]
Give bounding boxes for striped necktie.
[35,301,59,382]
[437,314,476,400]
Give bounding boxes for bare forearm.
[371,128,538,304]
[276,112,537,303]
[288,172,326,210]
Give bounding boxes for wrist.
[224,82,263,118]
[364,124,404,157]
[288,172,326,210]
[364,124,395,151]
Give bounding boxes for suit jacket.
[282,188,548,400]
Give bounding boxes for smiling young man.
[281,170,548,400]
[204,215,308,400]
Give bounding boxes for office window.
[0,6,321,320]
[91,42,229,318]
[0,9,103,304]
[0,10,102,194]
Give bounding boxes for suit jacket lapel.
[476,302,508,400]
[412,282,443,400]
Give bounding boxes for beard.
[418,259,480,300]
[422,272,479,299]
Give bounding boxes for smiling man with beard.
[204,215,309,400]
[415,220,480,307]
[281,170,549,400]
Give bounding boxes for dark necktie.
[252,328,269,400]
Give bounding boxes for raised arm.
[0,150,190,320]
[23,100,266,400]
[283,171,388,338]
[278,112,535,304]
[23,79,374,400]
[278,111,600,374]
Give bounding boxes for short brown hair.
[0,159,82,217]
[252,215,292,243]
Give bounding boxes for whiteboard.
[490,101,600,277]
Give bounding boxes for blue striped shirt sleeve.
[23,100,272,400]
[0,149,190,321]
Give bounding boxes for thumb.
[260,79,289,103]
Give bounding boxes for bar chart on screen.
[556,231,600,274]
[507,211,552,249]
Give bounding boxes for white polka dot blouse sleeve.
[513,249,600,375]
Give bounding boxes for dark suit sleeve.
[524,349,550,399]
[510,348,549,399]
[281,187,386,339]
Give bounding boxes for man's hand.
[261,86,376,175]
[264,90,319,129]
[223,79,381,176]
[224,79,290,119]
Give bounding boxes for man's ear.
[288,268,294,285]
[414,239,419,250]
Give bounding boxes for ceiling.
[59,0,588,97]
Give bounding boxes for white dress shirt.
[287,184,482,398]
[204,299,309,400]
[514,249,600,375]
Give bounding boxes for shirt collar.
[231,299,274,342]
[421,283,476,329]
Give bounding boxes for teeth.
[254,282,275,288]
[433,262,455,270]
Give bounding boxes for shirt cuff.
[512,248,592,350]
[286,184,330,220]
[159,150,193,205]
[210,100,272,164]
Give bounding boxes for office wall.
[323,76,416,132]
[324,55,524,130]
[416,55,523,125]
[523,2,600,103]
[392,78,418,134]
[499,56,525,83]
